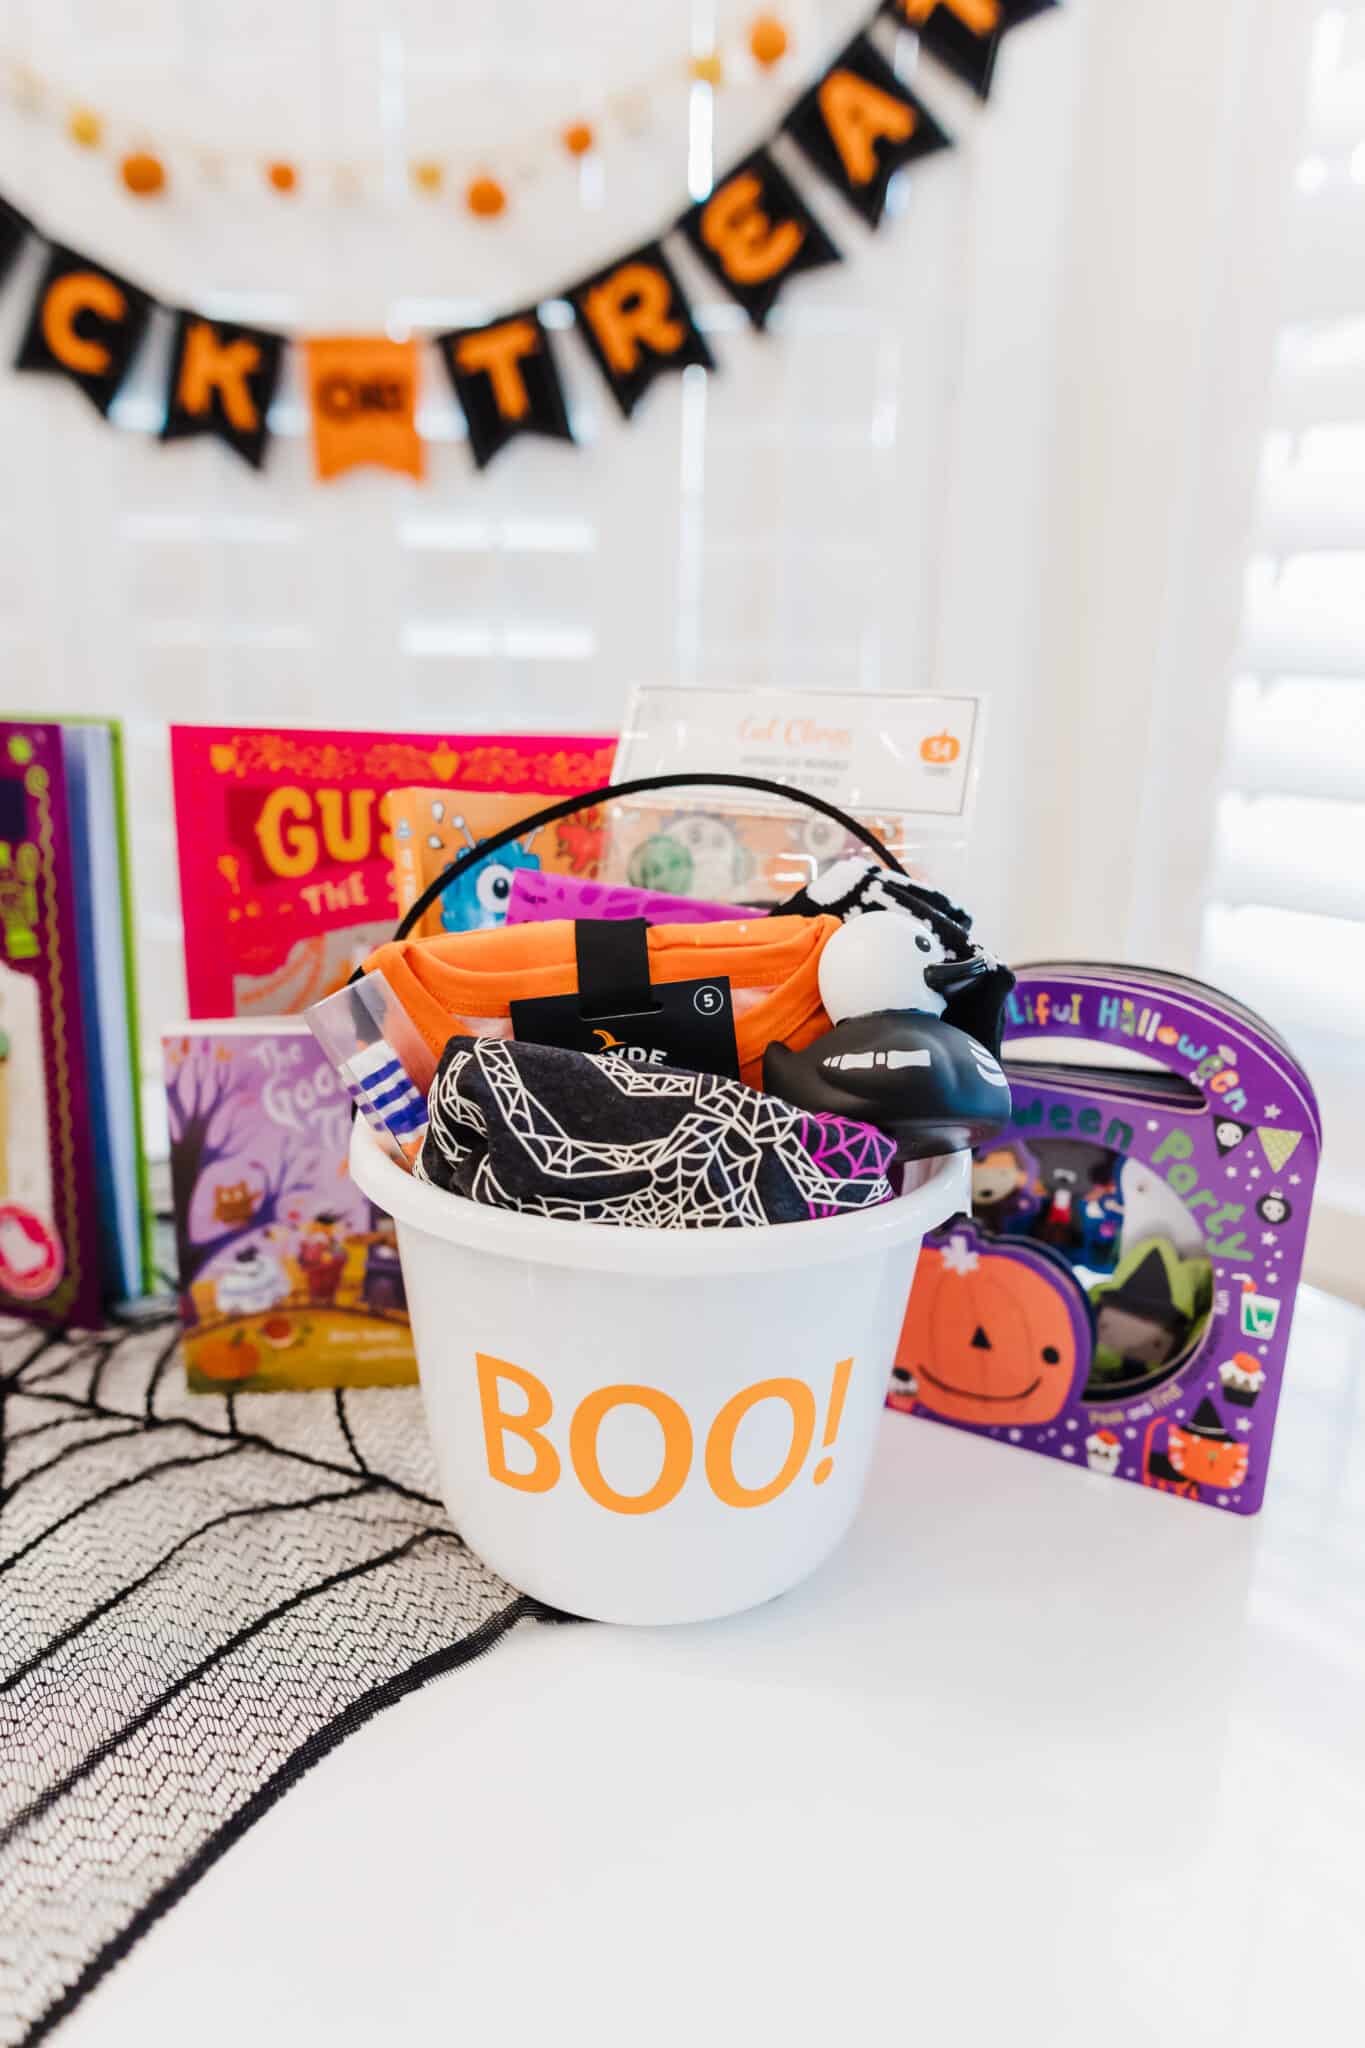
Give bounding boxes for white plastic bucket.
[351,1121,967,1625]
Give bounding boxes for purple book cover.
[163,1024,416,1392]
[890,965,1320,1516]
[0,723,103,1326]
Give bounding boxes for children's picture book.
[388,785,608,939]
[163,1020,418,1392]
[0,719,149,1327]
[170,725,616,1019]
[889,964,1320,1516]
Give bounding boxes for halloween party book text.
[163,1020,417,1392]
[890,964,1319,1516]
[171,723,616,1020]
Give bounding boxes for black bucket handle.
[387,770,906,945]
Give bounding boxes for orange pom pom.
[749,16,789,66]
[412,158,443,194]
[266,160,297,194]
[120,150,165,197]
[67,106,102,148]
[466,174,506,218]
[689,52,724,86]
[562,121,594,157]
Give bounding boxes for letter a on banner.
[435,307,574,469]
[14,243,152,416]
[679,149,841,329]
[569,241,714,419]
[785,33,951,227]
[303,335,423,482]
[881,1,1059,101]
[0,195,30,289]
[161,310,285,470]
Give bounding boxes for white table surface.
[65,1286,1365,2048]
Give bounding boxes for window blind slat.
[1237,586,1365,675]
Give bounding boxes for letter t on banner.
[881,1,1059,101]
[679,149,841,329]
[569,241,714,419]
[303,335,424,482]
[14,242,152,416]
[435,307,574,469]
[161,310,285,470]
[784,33,952,227]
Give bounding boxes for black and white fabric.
[0,1315,549,2048]
[771,858,1015,1060]
[418,1036,896,1228]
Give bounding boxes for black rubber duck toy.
[763,864,1014,1160]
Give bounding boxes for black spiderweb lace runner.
[0,1314,543,2047]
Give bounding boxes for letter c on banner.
[705,1377,817,1509]
[41,271,125,376]
[570,1384,693,1515]
[701,172,805,285]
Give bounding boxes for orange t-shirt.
[363,915,839,1091]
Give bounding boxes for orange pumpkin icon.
[920,730,960,765]
[896,1220,1089,1429]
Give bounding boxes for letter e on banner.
[679,149,840,329]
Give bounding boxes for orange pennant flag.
[304,335,424,482]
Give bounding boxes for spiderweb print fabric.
[418,1037,896,1229]
[0,1314,542,2048]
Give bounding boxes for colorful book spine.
[0,721,138,1327]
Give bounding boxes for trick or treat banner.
[0,3,1059,485]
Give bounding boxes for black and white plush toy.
[764,859,1015,1158]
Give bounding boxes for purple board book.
[163,1023,416,1392]
[890,964,1320,1516]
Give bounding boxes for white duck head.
[817,912,952,1024]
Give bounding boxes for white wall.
[0,0,1082,1076]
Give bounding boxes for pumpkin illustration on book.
[1148,1398,1249,1496]
[894,1219,1091,1428]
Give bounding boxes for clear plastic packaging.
[304,970,435,1169]
[600,686,982,907]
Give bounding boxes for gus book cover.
[170,724,616,1021]
[163,1021,417,1391]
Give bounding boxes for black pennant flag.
[0,195,31,290]
[161,309,284,470]
[15,243,152,416]
[881,2,1059,101]
[784,32,952,227]
[569,241,714,419]
[679,149,841,330]
[436,307,574,469]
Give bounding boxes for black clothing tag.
[510,969,740,1081]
